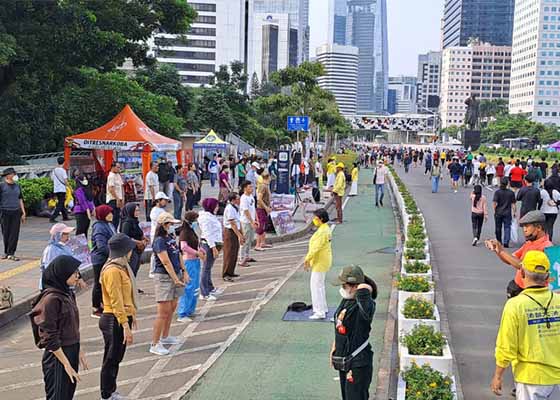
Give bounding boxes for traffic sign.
[287,116,310,132]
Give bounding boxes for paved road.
[394,165,560,400]
[0,238,310,400]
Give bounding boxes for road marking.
[0,260,39,281]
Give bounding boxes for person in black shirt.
[331,266,377,400]
[516,176,541,219]
[540,157,548,179]
[493,178,517,247]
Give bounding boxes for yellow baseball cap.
[522,250,550,274]
[336,162,345,169]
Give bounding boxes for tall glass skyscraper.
[442,0,515,49]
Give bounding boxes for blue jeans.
[173,190,184,219]
[432,176,440,193]
[375,184,384,205]
[200,242,215,297]
[210,173,217,187]
[495,214,512,246]
[177,259,201,317]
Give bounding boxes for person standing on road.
[91,205,116,318]
[199,198,223,301]
[349,163,359,196]
[332,163,346,223]
[222,193,244,281]
[326,157,337,189]
[237,159,247,189]
[424,151,432,175]
[150,213,188,356]
[158,158,171,196]
[486,210,552,299]
[374,161,387,207]
[492,178,517,248]
[185,162,199,211]
[0,168,26,261]
[106,162,124,229]
[487,163,496,187]
[430,159,442,193]
[50,157,70,223]
[470,185,488,246]
[255,172,272,251]
[120,203,148,284]
[30,255,87,400]
[208,155,219,188]
[331,265,377,400]
[172,165,187,220]
[144,162,159,221]
[99,233,137,399]
[449,158,463,193]
[510,162,526,192]
[517,176,542,219]
[239,182,258,266]
[304,208,332,320]
[491,250,560,399]
[73,176,95,237]
[315,157,324,188]
[540,180,560,240]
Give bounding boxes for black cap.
[2,167,16,177]
[108,233,136,258]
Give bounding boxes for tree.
[479,99,508,123]
[250,72,260,98]
[481,114,560,145]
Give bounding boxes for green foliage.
[19,178,53,210]
[402,363,454,400]
[479,99,509,120]
[403,297,435,320]
[405,239,426,250]
[481,114,560,145]
[401,325,446,356]
[405,248,426,260]
[397,276,431,293]
[404,261,431,274]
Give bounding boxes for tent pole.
[142,145,152,194]
[63,145,71,170]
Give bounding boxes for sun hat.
[522,250,550,274]
[157,212,181,225]
[155,192,170,201]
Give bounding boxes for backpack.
[527,166,539,182]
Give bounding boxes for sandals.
[7,255,19,261]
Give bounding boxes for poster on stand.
[271,194,295,212]
[270,211,297,235]
[67,234,92,270]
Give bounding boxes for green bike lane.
[184,170,396,400]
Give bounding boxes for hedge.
[19,178,54,211]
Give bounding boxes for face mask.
[12,175,19,182]
[81,179,88,186]
[313,218,321,227]
[339,287,354,300]
[191,222,199,231]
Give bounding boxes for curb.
[0,196,335,330]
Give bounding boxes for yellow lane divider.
[0,260,40,282]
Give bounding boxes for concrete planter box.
[401,262,432,281]
[397,373,457,400]
[399,341,453,376]
[402,253,431,267]
[398,289,435,305]
[398,302,441,336]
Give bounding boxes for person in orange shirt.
[486,210,552,298]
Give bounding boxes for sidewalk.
[0,182,320,327]
[183,170,397,400]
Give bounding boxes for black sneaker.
[380,200,383,206]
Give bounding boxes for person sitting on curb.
[491,250,560,399]
[486,210,552,298]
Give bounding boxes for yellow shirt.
[333,171,346,196]
[351,167,359,182]
[305,223,332,273]
[327,162,336,175]
[100,265,137,325]
[495,287,560,385]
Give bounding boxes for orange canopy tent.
[64,104,183,180]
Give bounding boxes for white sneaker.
[177,316,192,323]
[199,294,206,300]
[211,287,224,295]
[309,313,326,320]
[149,343,170,356]
[110,393,127,400]
[148,272,155,279]
[160,336,180,345]
[199,294,218,301]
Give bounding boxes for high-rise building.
[330,0,349,45]
[440,42,511,127]
[338,0,389,114]
[388,76,418,114]
[509,0,560,125]
[151,0,246,87]
[416,51,442,113]
[316,43,359,116]
[442,0,515,49]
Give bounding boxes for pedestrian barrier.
[388,166,458,399]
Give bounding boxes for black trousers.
[42,342,80,400]
[130,249,142,276]
[545,213,557,241]
[186,189,196,211]
[145,200,153,222]
[0,209,21,256]
[75,212,91,238]
[107,200,120,230]
[99,314,130,399]
[471,212,484,240]
[338,364,373,400]
[51,192,69,221]
[92,262,104,309]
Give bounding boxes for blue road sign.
[287,116,310,132]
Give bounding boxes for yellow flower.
[429,382,437,388]
[416,391,422,396]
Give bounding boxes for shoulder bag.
[332,340,370,372]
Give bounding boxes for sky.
[309,0,445,77]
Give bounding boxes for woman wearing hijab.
[177,211,205,322]
[73,175,95,237]
[120,203,149,284]
[99,233,137,400]
[198,198,223,301]
[91,205,116,318]
[39,223,74,289]
[30,255,88,400]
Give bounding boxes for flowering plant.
[397,276,431,293]
[404,261,430,274]
[406,238,425,249]
[401,325,446,356]
[402,363,454,400]
[403,297,435,320]
[405,248,426,260]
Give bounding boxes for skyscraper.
[333,0,388,114]
[442,0,515,49]
[509,0,560,125]
[388,76,418,114]
[417,51,442,113]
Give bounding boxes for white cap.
[251,162,260,168]
[155,192,170,200]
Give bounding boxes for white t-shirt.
[223,203,241,230]
[315,161,323,176]
[540,189,560,214]
[145,171,159,200]
[150,206,166,243]
[106,172,124,202]
[51,167,68,193]
[239,194,256,224]
[504,164,514,177]
[374,166,387,185]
